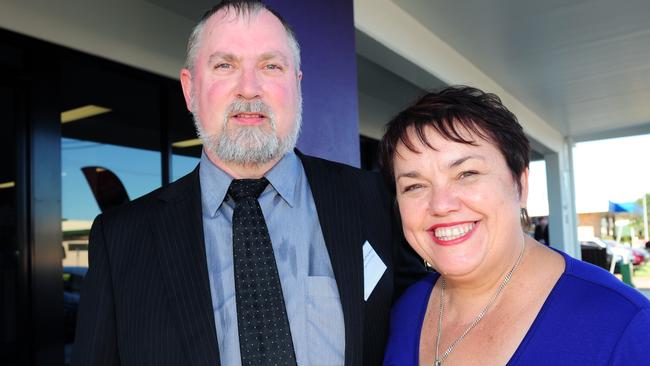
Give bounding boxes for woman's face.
[393,126,528,280]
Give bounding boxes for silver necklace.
[434,237,525,366]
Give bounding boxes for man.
[72,1,425,365]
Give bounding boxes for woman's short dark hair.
[379,85,530,194]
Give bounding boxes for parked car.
[580,239,614,272]
[580,238,638,273]
[602,240,636,271]
[631,247,650,266]
[64,266,88,343]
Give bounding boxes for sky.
[527,134,650,216]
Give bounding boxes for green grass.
[633,263,650,277]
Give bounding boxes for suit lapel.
[151,168,221,366]
[299,153,365,366]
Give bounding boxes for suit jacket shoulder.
[73,166,221,366]
[97,166,199,226]
[298,152,392,208]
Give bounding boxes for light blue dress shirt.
[199,151,345,366]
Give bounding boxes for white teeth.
[434,222,475,241]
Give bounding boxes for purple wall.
[267,0,360,167]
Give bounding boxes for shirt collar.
[265,150,300,208]
[199,152,233,218]
[199,151,301,217]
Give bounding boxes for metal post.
[643,194,648,242]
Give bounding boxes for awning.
[608,201,642,215]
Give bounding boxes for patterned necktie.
[228,178,297,366]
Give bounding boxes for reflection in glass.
[0,85,18,364]
[61,137,161,363]
[173,153,201,182]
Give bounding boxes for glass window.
[62,138,162,223]
[0,83,19,365]
[173,153,201,181]
[168,86,201,181]
[59,54,171,364]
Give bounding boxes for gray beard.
[192,95,302,165]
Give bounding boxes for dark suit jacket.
[72,152,426,366]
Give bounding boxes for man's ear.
[180,68,193,112]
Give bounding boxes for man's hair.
[184,0,301,73]
[379,85,530,195]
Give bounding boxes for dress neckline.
[415,249,571,365]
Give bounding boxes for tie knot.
[228,178,269,202]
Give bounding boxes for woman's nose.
[427,186,460,216]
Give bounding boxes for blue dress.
[384,250,650,365]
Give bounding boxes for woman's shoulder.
[559,250,650,310]
[508,249,650,364]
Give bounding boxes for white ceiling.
[389,0,650,141]
[355,30,444,140]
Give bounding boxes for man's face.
[180,9,302,166]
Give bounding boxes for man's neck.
[205,149,282,179]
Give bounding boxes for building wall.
[578,212,605,239]
[578,212,615,239]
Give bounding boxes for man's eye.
[264,64,282,70]
[215,63,232,70]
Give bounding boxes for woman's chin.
[429,248,485,278]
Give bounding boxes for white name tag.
[363,240,387,301]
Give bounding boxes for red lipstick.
[427,221,479,246]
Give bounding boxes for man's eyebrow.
[207,52,238,64]
[449,155,484,168]
[259,51,289,65]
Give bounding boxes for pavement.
[633,276,650,300]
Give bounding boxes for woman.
[380,86,650,365]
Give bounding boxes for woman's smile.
[428,221,479,246]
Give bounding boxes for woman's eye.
[403,184,423,193]
[459,170,478,179]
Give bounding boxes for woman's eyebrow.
[396,171,421,181]
[449,155,484,168]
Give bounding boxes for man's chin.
[206,139,281,165]
[225,121,273,134]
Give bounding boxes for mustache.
[225,99,274,118]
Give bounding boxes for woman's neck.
[441,236,529,313]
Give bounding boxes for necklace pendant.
[435,359,442,366]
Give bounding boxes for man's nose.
[427,186,460,216]
[236,67,262,100]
